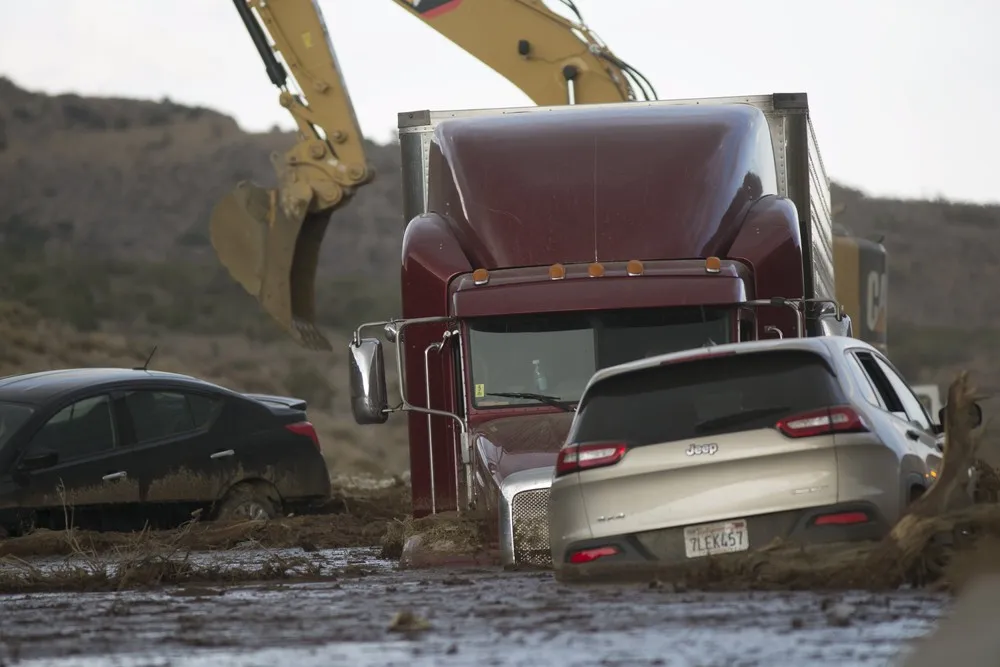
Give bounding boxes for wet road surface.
[0,548,947,667]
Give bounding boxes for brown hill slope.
[0,77,404,273]
[0,77,997,470]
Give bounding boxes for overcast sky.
[3,0,998,203]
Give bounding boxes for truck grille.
[511,489,552,567]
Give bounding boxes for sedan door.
[121,388,234,524]
[9,394,140,531]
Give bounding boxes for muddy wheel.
[214,482,281,522]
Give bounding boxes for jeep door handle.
[210,449,235,460]
[906,430,921,441]
[102,471,127,482]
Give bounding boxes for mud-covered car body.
[0,368,330,535]
[548,337,956,575]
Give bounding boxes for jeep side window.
[853,352,906,414]
[28,395,116,462]
[843,351,883,408]
[873,357,933,431]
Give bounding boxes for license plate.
[683,519,749,558]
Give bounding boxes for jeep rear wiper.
[693,406,792,433]
[485,392,576,413]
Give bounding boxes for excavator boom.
[391,0,657,104]
[211,0,373,351]
[213,0,656,351]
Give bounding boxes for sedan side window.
[28,395,116,462]
[126,391,219,444]
[188,393,224,429]
[873,357,933,431]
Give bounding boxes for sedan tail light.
[555,442,627,477]
[286,421,321,450]
[776,406,868,438]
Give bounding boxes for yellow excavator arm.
[212,0,655,351]
[390,0,656,105]
[211,0,374,351]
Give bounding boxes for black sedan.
[0,368,331,536]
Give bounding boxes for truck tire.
[214,481,282,522]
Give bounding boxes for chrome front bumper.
[498,466,555,568]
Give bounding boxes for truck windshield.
[0,401,34,451]
[468,306,731,409]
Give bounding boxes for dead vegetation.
[0,524,378,595]
[0,480,410,592]
[564,371,1000,592]
[380,510,493,566]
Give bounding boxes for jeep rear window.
[569,350,844,447]
[0,401,34,450]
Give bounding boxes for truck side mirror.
[817,312,853,338]
[348,338,389,425]
[938,402,983,430]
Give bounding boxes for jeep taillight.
[568,545,620,564]
[813,511,869,526]
[776,406,868,438]
[555,442,627,477]
[286,421,320,450]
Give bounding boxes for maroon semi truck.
[348,92,852,567]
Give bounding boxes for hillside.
[0,76,997,471]
[0,77,405,274]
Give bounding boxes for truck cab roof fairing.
[426,103,779,271]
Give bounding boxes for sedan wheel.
[215,483,281,522]
[231,500,274,521]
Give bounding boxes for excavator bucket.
[209,181,333,351]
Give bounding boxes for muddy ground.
[0,477,991,666]
[0,478,410,564]
[0,551,946,667]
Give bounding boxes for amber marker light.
[472,268,490,285]
[705,256,722,274]
[549,263,567,280]
[626,259,644,276]
[587,262,605,278]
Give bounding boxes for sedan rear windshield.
[0,401,35,450]
[569,350,844,447]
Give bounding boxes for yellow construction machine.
[211,0,886,352]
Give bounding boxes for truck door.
[426,333,464,513]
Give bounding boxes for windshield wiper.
[693,406,792,433]
[484,392,576,413]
